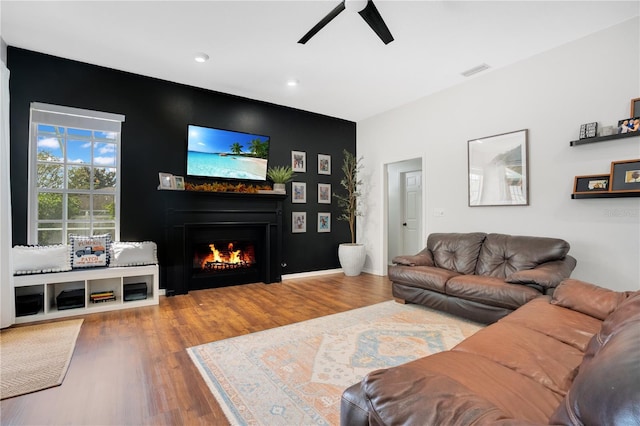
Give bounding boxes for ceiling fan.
[298,0,394,45]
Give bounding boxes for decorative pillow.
[12,244,72,275]
[69,234,111,268]
[109,241,157,267]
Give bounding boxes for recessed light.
[287,79,300,87]
[194,53,209,63]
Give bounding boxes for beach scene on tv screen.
[187,125,269,180]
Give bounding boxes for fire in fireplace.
[193,241,257,272]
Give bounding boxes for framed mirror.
[468,129,528,206]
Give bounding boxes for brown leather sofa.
[389,232,577,324]
[341,279,640,425]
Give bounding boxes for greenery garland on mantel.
[184,181,272,193]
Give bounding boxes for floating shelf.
[571,191,640,199]
[570,131,639,146]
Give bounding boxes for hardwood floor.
[1,273,393,425]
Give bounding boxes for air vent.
[461,63,491,77]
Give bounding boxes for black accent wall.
[8,47,356,285]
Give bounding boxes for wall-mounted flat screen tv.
[186,125,270,181]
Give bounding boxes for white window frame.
[27,102,125,244]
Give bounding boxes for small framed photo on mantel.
[158,172,174,190]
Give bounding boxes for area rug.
[1,318,83,400]
[187,301,483,425]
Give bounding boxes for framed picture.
[172,176,185,190]
[467,129,529,206]
[617,117,640,134]
[292,182,307,203]
[317,212,331,233]
[318,154,331,175]
[631,98,640,117]
[610,159,640,192]
[158,172,174,189]
[292,212,306,233]
[579,122,597,139]
[292,150,306,172]
[318,183,331,204]
[573,174,610,194]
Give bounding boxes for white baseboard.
[282,269,343,280]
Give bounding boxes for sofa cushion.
[499,297,601,352]
[362,351,563,424]
[388,265,460,293]
[550,278,630,320]
[550,291,640,425]
[427,232,486,275]
[446,275,540,310]
[475,233,570,278]
[453,322,584,395]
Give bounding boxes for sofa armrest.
[392,247,434,267]
[550,279,630,320]
[505,255,576,289]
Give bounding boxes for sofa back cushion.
[550,291,640,425]
[475,233,570,278]
[427,232,486,275]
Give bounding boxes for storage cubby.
[15,285,45,317]
[13,265,159,324]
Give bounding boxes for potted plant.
[267,165,294,193]
[334,149,366,276]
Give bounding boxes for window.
[28,103,125,244]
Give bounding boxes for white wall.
[358,17,640,292]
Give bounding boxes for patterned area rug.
[187,301,483,425]
[1,319,84,400]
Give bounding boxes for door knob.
[402,223,407,226]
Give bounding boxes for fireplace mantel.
[162,190,286,295]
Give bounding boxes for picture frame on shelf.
[318,154,331,175]
[292,182,307,203]
[617,117,640,134]
[631,97,640,117]
[172,176,185,190]
[579,122,598,139]
[317,212,331,233]
[158,172,174,190]
[318,183,331,204]
[573,174,610,194]
[611,159,640,192]
[467,129,529,206]
[292,150,306,172]
[292,212,306,233]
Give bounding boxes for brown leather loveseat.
[341,279,640,425]
[390,232,577,324]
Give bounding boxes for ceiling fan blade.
[358,0,394,44]
[298,1,346,44]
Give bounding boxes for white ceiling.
[1,1,638,122]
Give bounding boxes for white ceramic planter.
[273,183,286,193]
[338,243,366,276]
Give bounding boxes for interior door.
[402,170,422,254]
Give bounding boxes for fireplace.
[185,223,266,291]
[163,191,285,295]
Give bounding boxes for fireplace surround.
[163,191,285,295]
